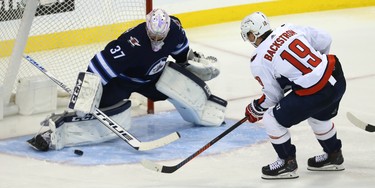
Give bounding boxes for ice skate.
[27,130,52,151]
[307,150,344,171]
[261,157,299,179]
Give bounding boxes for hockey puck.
[74,149,83,156]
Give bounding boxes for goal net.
[0,0,153,119]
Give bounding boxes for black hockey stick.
[141,117,248,173]
[347,112,375,132]
[24,55,180,150]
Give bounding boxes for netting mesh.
[0,0,146,96]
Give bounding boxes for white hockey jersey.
[249,24,337,108]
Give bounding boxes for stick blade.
[347,112,367,130]
[141,160,164,172]
[141,160,177,173]
[347,112,375,132]
[138,132,181,151]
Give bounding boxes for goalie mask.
[241,11,271,47]
[146,9,171,52]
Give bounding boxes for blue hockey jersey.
[87,16,190,85]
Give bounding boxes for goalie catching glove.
[245,98,268,123]
[184,49,220,81]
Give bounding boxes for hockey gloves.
[185,49,220,81]
[245,99,267,123]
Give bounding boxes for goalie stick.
[24,55,180,150]
[346,112,375,133]
[141,116,248,173]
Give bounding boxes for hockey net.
[0,0,153,119]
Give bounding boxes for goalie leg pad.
[50,100,131,150]
[200,95,227,126]
[68,72,103,115]
[157,62,227,126]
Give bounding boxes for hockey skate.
[307,150,344,171]
[27,114,63,151]
[261,156,299,179]
[27,130,52,151]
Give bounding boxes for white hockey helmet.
[146,8,171,52]
[240,11,271,47]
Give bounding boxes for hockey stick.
[141,117,248,173]
[23,55,180,150]
[346,112,375,133]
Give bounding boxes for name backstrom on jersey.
[264,29,297,61]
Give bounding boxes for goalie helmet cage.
[0,0,154,118]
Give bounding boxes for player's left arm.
[245,63,283,122]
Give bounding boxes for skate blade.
[261,170,299,180]
[26,136,50,152]
[307,164,345,171]
[27,138,41,151]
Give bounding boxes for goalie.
[27,8,226,151]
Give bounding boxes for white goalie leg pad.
[68,72,103,115]
[157,62,227,126]
[199,95,227,126]
[307,118,337,140]
[263,109,291,144]
[50,100,131,150]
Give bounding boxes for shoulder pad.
[170,15,182,28]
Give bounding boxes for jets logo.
[149,59,167,75]
[128,36,141,47]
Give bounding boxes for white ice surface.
[1,7,375,188]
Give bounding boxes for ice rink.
[1,6,375,188]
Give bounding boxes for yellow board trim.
[1,0,374,57]
[0,20,140,57]
[175,0,375,28]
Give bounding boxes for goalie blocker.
[157,62,227,126]
[68,72,103,116]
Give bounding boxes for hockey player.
[240,12,346,179]
[28,8,226,151]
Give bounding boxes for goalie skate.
[27,130,52,151]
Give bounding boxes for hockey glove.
[185,49,220,81]
[245,99,267,123]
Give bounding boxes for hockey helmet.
[240,11,271,47]
[146,8,171,52]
